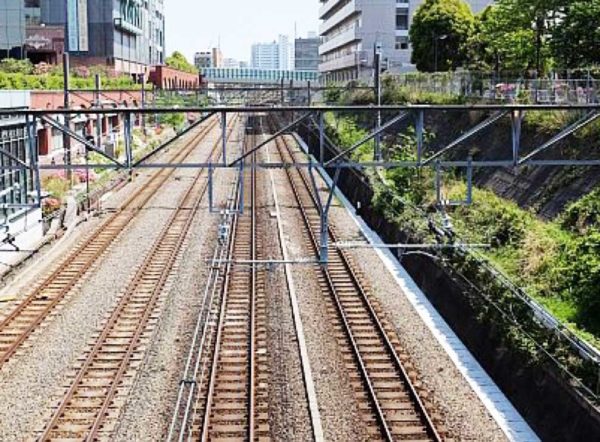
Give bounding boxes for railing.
[389,72,600,104]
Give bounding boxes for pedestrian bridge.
[200,67,319,85]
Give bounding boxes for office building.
[251,35,291,70]
[0,0,26,59]
[47,0,166,73]
[318,0,493,82]
[195,51,212,69]
[295,34,319,72]
[11,0,167,74]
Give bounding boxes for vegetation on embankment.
[0,58,141,90]
[322,85,600,398]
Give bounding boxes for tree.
[551,0,600,69]
[409,0,475,72]
[470,0,563,75]
[165,51,198,74]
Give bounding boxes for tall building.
[22,0,167,74]
[295,34,319,72]
[251,35,291,70]
[251,40,279,70]
[211,47,223,68]
[277,34,291,71]
[318,0,493,82]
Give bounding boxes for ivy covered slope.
[325,83,600,350]
[0,59,140,90]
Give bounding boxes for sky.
[165,0,320,63]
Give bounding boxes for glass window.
[396,7,409,30]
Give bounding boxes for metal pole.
[26,115,42,209]
[307,81,312,107]
[320,212,328,264]
[63,52,72,184]
[319,112,325,165]
[208,163,214,212]
[95,74,102,150]
[124,113,133,180]
[416,110,424,165]
[221,112,227,165]
[512,111,522,167]
[435,160,442,206]
[374,42,382,161]
[85,146,90,214]
[141,73,147,136]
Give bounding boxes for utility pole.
[373,42,382,161]
[63,52,72,184]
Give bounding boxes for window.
[395,36,409,50]
[396,8,409,30]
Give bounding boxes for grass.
[446,182,600,350]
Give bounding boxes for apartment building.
[318,0,493,82]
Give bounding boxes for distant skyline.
[165,1,320,63]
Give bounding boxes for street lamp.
[434,34,448,72]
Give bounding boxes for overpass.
[200,67,319,85]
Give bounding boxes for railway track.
[0,117,219,369]
[169,125,270,441]
[37,116,239,441]
[272,123,444,442]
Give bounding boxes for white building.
[251,35,292,70]
[222,58,240,69]
[318,0,494,82]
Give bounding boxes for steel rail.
[38,116,239,441]
[0,117,219,368]
[167,167,241,441]
[198,126,261,441]
[272,121,442,441]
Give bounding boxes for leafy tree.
[165,51,198,74]
[409,0,475,72]
[471,0,563,74]
[551,0,600,69]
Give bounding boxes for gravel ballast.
[284,135,508,441]
[0,127,223,440]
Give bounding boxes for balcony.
[319,0,358,35]
[319,52,359,73]
[319,0,347,20]
[319,25,360,55]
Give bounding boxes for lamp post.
[433,34,448,72]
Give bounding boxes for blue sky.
[165,0,320,63]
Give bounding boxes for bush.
[42,175,70,200]
[562,187,600,233]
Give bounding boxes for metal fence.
[391,72,600,104]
